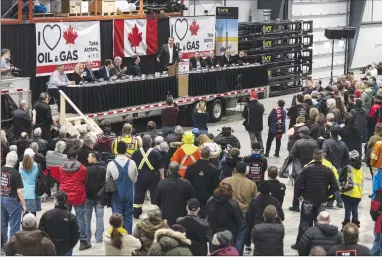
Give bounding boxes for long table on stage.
[187,65,269,96]
[60,76,178,114]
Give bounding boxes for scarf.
[275,107,283,138]
[108,226,128,236]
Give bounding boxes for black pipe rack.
[239,20,313,97]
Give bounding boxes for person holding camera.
[1,49,18,76]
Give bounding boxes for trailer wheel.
[208,99,223,122]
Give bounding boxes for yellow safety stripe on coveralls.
[180,154,196,170]
[133,204,143,208]
[138,148,154,170]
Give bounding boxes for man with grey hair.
[132,135,164,219]
[33,127,48,155]
[176,198,212,255]
[289,126,319,212]
[12,100,32,139]
[52,126,68,152]
[154,136,164,150]
[5,213,56,256]
[297,211,342,255]
[1,151,26,249]
[156,161,194,225]
[112,56,127,77]
[30,142,47,171]
[327,98,342,125]
[16,132,32,159]
[46,141,67,167]
[83,60,96,82]
[77,136,94,166]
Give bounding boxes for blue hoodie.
[372,169,382,199]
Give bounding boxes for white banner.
[169,16,215,59]
[36,21,101,76]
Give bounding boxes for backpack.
[374,107,382,124]
[339,166,354,192]
[35,171,51,196]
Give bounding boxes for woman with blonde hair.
[306,108,319,129]
[1,130,10,166]
[71,63,83,85]
[18,148,41,216]
[104,213,141,256]
[193,101,209,135]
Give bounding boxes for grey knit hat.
[211,230,233,246]
[349,150,360,160]
[22,213,37,230]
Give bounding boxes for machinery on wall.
[141,0,188,13]
[239,20,313,97]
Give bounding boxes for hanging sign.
[215,7,239,56]
[35,21,101,76]
[169,16,216,59]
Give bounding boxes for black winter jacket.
[12,108,32,139]
[214,133,241,149]
[351,107,368,136]
[38,205,80,255]
[252,222,285,256]
[322,138,349,169]
[294,161,338,203]
[289,135,319,167]
[33,137,49,155]
[155,173,194,226]
[268,179,286,206]
[242,100,265,132]
[298,223,343,256]
[339,124,362,154]
[185,159,220,206]
[246,194,284,245]
[206,194,242,239]
[33,100,53,128]
[176,215,212,256]
[86,163,106,201]
[219,153,242,181]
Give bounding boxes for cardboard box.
[89,0,116,13]
[62,0,81,13]
[50,0,62,13]
[81,1,89,13]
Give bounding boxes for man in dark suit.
[33,92,53,143]
[83,60,96,82]
[219,50,235,67]
[112,56,128,78]
[130,56,141,77]
[189,51,205,70]
[157,37,179,71]
[97,59,115,81]
[13,100,32,139]
[234,51,248,65]
[204,51,220,68]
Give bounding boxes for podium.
[167,63,189,97]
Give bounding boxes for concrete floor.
[35,93,375,256]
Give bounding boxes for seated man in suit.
[204,51,220,68]
[112,56,128,78]
[189,51,205,70]
[234,50,248,65]
[219,49,235,67]
[130,55,141,77]
[97,59,115,81]
[83,60,96,82]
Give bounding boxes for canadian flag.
[113,19,158,57]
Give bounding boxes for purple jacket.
[210,246,239,256]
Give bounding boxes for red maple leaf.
[128,24,143,53]
[63,25,78,45]
[189,20,199,36]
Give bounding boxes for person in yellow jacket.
[339,150,364,229]
[112,123,139,158]
[171,132,200,177]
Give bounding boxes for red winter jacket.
[59,159,88,206]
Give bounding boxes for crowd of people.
[1,70,382,256]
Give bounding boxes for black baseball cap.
[54,191,68,205]
[187,198,200,211]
